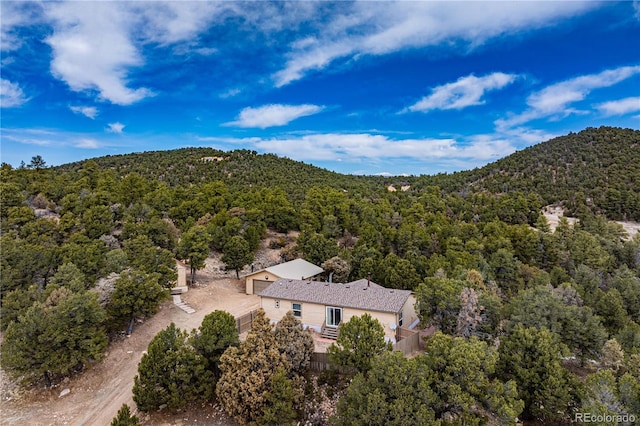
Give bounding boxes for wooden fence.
[309,352,331,372]
[308,331,422,372]
[393,328,421,356]
[236,309,258,334]
[309,352,356,373]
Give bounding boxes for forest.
[1,126,639,425]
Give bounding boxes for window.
[398,310,403,327]
[275,300,280,309]
[292,303,302,318]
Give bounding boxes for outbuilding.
[244,258,324,295]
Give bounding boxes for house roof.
[263,258,324,280]
[259,278,412,314]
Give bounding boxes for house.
[258,278,418,343]
[245,258,324,295]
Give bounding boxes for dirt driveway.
[0,278,260,426]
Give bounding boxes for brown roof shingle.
[259,279,412,314]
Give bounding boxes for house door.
[326,307,342,327]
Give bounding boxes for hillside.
[3,125,640,425]
[414,126,640,220]
[55,148,383,200]
[55,126,640,220]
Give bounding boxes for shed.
[244,258,324,295]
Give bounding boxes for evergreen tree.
[421,332,524,424]
[29,155,47,170]
[221,235,253,279]
[616,321,640,355]
[125,235,177,288]
[274,310,314,375]
[580,369,639,424]
[110,404,140,426]
[1,287,108,386]
[49,262,86,292]
[107,270,167,333]
[507,285,607,363]
[333,351,438,426]
[191,310,239,375]
[133,323,214,412]
[177,225,210,285]
[415,276,468,334]
[0,284,40,331]
[257,367,298,426]
[216,310,292,424]
[327,313,392,374]
[497,325,578,422]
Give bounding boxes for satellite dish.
[389,323,397,330]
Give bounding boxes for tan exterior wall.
[401,295,419,329]
[245,271,281,295]
[343,308,399,342]
[261,297,326,332]
[176,262,187,288]
[261,296,403,342]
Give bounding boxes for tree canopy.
[327,313,392,374]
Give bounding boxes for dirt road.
[1,278,260,426]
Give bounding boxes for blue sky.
[1,1,639,176]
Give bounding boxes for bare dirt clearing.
[543,205,640,238]
[1,276,259,426]
[0,232,298,425]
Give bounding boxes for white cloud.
[133,2,228,46]
[37,2,257,105]
[497,65,640,128]
[45,2,154,105]
[1,128,57,146]
[199,132,516,164]
[1,78,30,108]
[225,104,324,128]
[406,73,519,113]
[70,105,98,119]
[0,2,42,51]
[219,88,242,99]
[596,97,640,116]
[76,138,100,149]
[273,1,598,86]
[107,122,125,133]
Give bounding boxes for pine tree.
[49,262,86,292]
[191,310,239,375]
[107,270,167,333]
[257,367,298,426]
[333,351,437,425]
[327,313,392,374]
[497,325,578,422]
[222,235,253,279]
[1,287,108,386]
[274,310,314,375]
[133,323,214,412]
[110,404,140,426]
[177,225,210,285]
[216,310,291,424]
